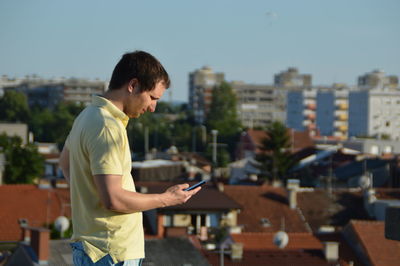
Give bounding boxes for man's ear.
[128,78,139,94]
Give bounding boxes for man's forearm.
[106,189,166,213]
[93,175,198,214]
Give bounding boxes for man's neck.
[103,89,124,113]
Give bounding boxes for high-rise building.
[286,88,318,135]
[188,66,224,124]
[348,89,400,140]
[316,85,349,139]
[231,81,285,128]
[274,67,312,87]
[358,70,398,89]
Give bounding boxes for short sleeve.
[64,134,70,149]
[87,126,124,176]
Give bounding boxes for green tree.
[29,102,84,148]
[0,133,44,184]
[127,103,196,157]
[0,90,30,122]
[205,145,230,168]
[256,121,295,184]
[205,82,242,158]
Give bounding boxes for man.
[59,51,201,266]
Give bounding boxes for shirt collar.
[91,95,129,128]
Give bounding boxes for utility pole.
[211,129,218,181]
[211,130,218,165]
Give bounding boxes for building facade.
[274,67,312,87]
[230,82,285,128]
[316,86,349,139]
[358,69,398,89]
[188,66,224,124]
[286,88,318,136]
[2,76,107,108]
[348,89,400,140]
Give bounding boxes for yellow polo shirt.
[66,95,144,263]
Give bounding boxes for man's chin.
[127,113,140,119]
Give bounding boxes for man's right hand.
[158,184,201,207]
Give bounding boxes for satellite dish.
[55,216,70,236]
[273,231,289,249]
[359,175,371,190]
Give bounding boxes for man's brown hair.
[108,51,170,92]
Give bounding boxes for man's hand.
[158,183,201,207]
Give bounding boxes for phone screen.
[183,180,206,191]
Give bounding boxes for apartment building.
[188,66,224,124]
[2,76,108,108]
[274,67,312,88]
[348,88,400,140]
[286,88,318,136]
[358,69,398,89]
[62,78,107,105]
[230,81,285,128]
[316,85,349,139]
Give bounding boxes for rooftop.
[137,182,242,211]
[202,249,343,266]
[223,185,309,233]
[231,232,323,250]
[347,220,400,266]
[0,184,71,241]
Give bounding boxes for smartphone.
[183,180,207,191]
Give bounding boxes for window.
[384,146,393,153]
[370,145,379,155]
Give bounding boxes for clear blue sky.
[0,0,399,102]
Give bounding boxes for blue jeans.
[70,242,143,266]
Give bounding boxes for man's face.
[125,81,166,118]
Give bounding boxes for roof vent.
[18,218,28,227]
[273,231,289,249]
[260,218,272,227]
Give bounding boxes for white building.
[348,89,400,140]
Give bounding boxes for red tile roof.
[223,185,309,233]
[241,129,314,157]
[202,249,341,266]
[348,220,400,266]
[137,182,242,211]
[296,189,371,232]
[231,232,323,250]
[0,184,71,241]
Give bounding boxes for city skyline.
[0,0,399,102]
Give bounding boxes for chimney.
[18,218,30,243]
[20,225,31,244]
[30,227,50,265]
[287,179,300,209]
[323,241,339,262]
[230,243,243,261]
